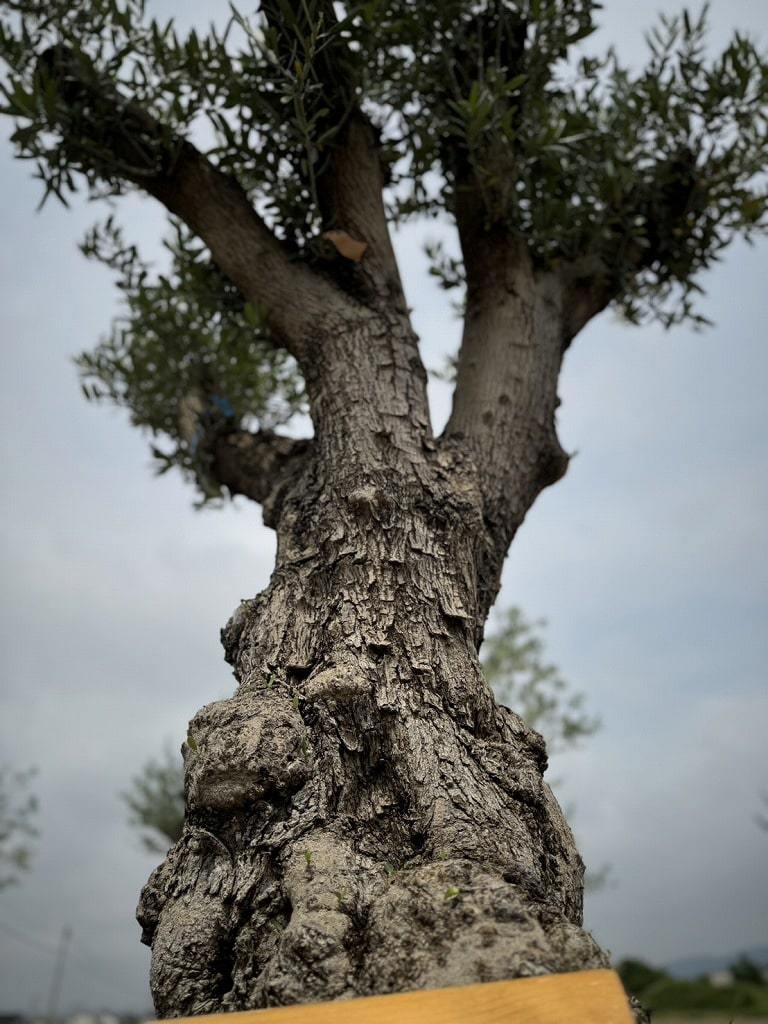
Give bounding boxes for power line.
[0,918,59,956]
[0,918,145,1006]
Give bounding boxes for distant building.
[708,969,735,988]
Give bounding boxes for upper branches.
[11,38,340,357]
[373,1,767,329]
[255,0,405,303]
[0,1,403,295]
[2,0,767,519]
[4,1,764,334]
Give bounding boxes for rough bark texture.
[137,300,609,1016]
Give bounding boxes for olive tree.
[1,0,766,1015]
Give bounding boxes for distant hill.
[665,946,768,980]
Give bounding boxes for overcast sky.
[1,0,767,1014]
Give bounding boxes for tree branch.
[316,113,406,308]
[176,388,311,524]
[260,2,406,310]
[446,150,703,631]
[444,203,568,633]
[210,429,311,526]
[37,45,348,361]
[562,149,702,343]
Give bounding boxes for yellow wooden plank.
[173,969,634,1024]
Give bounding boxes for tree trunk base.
[138,440,610,1017]
[141,845,607,1015]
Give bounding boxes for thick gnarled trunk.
[138,306,607,1016]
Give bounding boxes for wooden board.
[175,970,634,1024]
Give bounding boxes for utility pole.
[46,925,72,1022]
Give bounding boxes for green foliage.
[731,955,767,987]
[410,2,768,327]
[1,2,765,313]
[370,0,768,330]
[0,765,39,890]
[1,1,767,493]
[0,0,361,237]
[618,958,669,996]
[75,217,304,501]
[618,957,768,1016]
[122,745,184,854]
[363,0,599,219]
[482,606,599,753]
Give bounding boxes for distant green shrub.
[617,958,768,1016]
[617,958,668,997]
[731,955,768,987]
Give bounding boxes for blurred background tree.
[483,607,609,891]
[756,790,768,832]
[482,606,600,753]
[122,746,184,854]
[0,765,38,891]
[617,952,768,1016]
